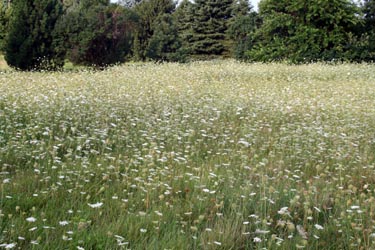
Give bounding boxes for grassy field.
[1,61,375,249]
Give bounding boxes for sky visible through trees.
[110,0,260,10]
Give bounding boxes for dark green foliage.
[227,0,259,60]
[55,2,137,67]
[247,0,360,63]
[174,0,193,55]
[349,0,375,61]
[146,14,186,62]
[189,0,234,58]
[0,1,11,52]
[363,0,375,29]
[4,0,64,70]
[133,0,176,60]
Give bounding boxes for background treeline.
[0,0,375,70]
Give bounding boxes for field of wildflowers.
[1,61,375,249]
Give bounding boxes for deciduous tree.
[55,2,137,67]
[247,0,359,62]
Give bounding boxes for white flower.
[26,217,37,222]
[296,225,308,239]
[140,228,147,233]
[77,246,85,250]
[253,237,262,243]
[277,207,289,215]
[59,221,69,226]
[255,229,270,234]
[213,241,222,246]
[88,202,103,208]
[0,243,16,249]
[314,224,324,230]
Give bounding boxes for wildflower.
[59,221,69,226]
[87,202,103,208]
[277,207,289,215]
[0,243,16,249]
[314,224,324,230]
[296,225,308,239]
[253,237,262,243]
[255,229,270,234]
[26,217,37,222]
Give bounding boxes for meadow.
[1,61,375,249]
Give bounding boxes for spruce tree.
[5,0,64,70]
[133,0,176,60]
[174,0,193,54]
[189,0,234,58]
[146,13,186,62]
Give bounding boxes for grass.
[0,61,375,249]
[0,55,9,71]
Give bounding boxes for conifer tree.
[5,0,64,70]
[146,13,186,62]
[133,0,175,60]
[189,0,234,58]
[174,0,193,54]
[0,1,11,51]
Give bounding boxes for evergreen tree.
[146,13,186,62]
[0,1,11,52]
[5,0,64,70]
[189,0,234,58]
[133,0,175,60]
[174,0,193,54]
[247,0,359,62]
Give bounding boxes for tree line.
[0,0,375,70]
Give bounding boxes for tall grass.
[1,61,375,249]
